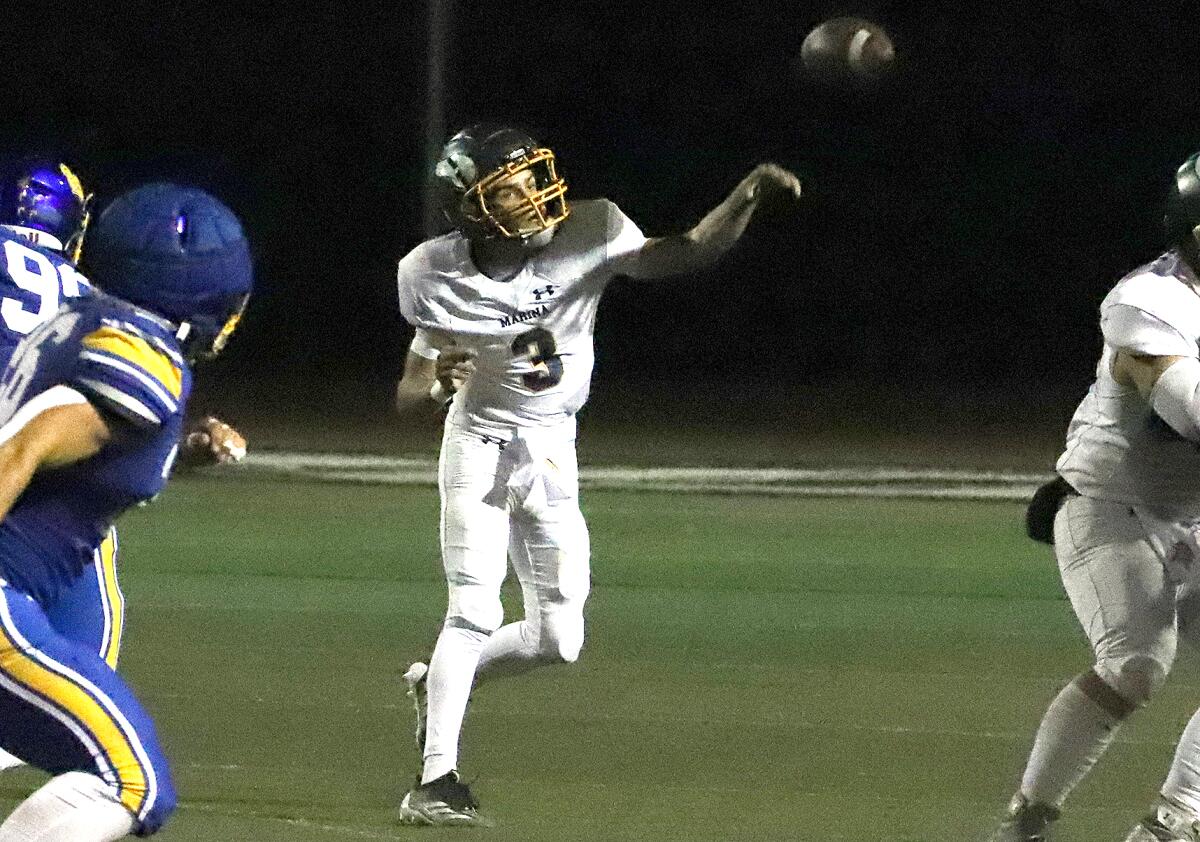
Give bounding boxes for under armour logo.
[532,284,557,301]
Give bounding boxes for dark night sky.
[4,1,1200,410]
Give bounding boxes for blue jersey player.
[0,182,252,841]
[0,164,247,782]
[0,161,126,688]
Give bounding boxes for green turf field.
[4,475,1199,840]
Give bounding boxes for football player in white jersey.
[393,124,801,825]
[991,151,1200,842]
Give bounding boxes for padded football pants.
[0,533,172,836]
[1054,495,1181,704]
[438,418,590,641]
[47,528,125,668]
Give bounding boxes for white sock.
[474,621,541,688]
[0,772,135,841]
[1021,680,1123,807]
[422,625,489,784]
[1162,707,1200,816]
[0,750,25,772]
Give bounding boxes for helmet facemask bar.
[58,164,91,263]
[178,293,250,363]
[65,192,93,264]
[210,299,247,357]
[463,149,569,239]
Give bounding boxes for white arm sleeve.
[408,329,440,360]
[1149,356,1200,442]
[1102,304,1196,356]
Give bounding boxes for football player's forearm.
[395,379,445,421]
[688,179,761,256]
[630,185,758,279]
[1145,355,1200,441]
[0,403,109,522]
[0,442,40,523]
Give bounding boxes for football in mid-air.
[799,16,895,88]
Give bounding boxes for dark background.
[4,1,1199,447]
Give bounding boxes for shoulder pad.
[73,322,185,428]
[397,237,461,329]
[1101,303,1194,356]
[601,199,647,263]
[1106,272,1200,330]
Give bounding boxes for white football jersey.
[397,199,646,434]
[1058,251,1200,512]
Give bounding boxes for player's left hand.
[742,163,803,203]
[184,416,247,464]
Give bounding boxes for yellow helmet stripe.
[58,164,86,203]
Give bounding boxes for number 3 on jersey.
[511,327,563,392]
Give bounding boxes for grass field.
[3,474,1200,840]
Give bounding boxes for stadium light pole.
[422,0,453,239]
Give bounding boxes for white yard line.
[236,451,1048,501]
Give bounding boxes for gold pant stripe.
[0,605,149,814]
[97,531,124,670]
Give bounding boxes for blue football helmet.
[0,159,91,261]
[83,183,253,360]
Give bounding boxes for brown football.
[799,17,895,86]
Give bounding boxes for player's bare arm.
[395,344,476,421]
[0,398,111,522]
[620,163,802,280]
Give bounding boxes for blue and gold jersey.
[0,229,91,370]
[0,293,190,603]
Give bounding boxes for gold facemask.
[462,149,570,239]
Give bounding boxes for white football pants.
[438,418,590,644]
[1054,494,1200,815]
[421,418,590,781]
[1055,495,1180,704]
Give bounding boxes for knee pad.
[1096,654,1171,707]
[445,579,503,634]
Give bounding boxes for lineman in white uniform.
[992,151,1200,842]
[393,124,801,826]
